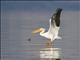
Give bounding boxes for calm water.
[1,1,80,60]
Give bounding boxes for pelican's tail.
[56,36,62,39]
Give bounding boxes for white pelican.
[32,8,62,45]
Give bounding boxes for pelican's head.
[32,28,45,34]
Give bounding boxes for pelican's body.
[40,24,60,42]
[32,8,62,42]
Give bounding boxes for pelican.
[32,8,62,46]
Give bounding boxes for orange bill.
[32,28,42,33]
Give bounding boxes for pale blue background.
[1,1,80,60]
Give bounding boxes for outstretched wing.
[48,8,62,32]
[51,8,62,27]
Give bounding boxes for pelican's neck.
[40,29,45,36]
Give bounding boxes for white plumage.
[32,8,62,42]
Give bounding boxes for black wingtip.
[53,8,62,16]
[51,8,63,27]
[56,8,62,12]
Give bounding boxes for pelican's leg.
[46,39,52,48]
[46,39,49,48]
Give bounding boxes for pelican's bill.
[32,28,42,33]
